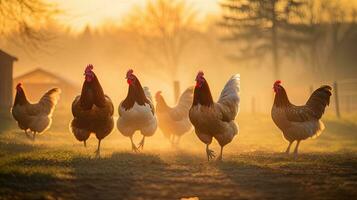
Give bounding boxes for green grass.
[0,112,356,199]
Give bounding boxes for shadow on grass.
[0,151,169,199]
[217,159,305,199]
[0,171,60,199]
[217,152,357,200]
[66,152,168,200]
[0,141,38,156]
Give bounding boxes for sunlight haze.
[51,0,220,31]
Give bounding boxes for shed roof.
[0,49,18,61]
[13,68,77,87]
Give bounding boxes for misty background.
[1,0,357,114]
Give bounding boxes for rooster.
[117,69,157,152]
[155,87,194,146]
[271,80,332,157]
[71,65,114,157]
[12,83,61,140]
[189,71,240,161]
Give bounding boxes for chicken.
[12,83,61,140]
[155,87,194,146]
[189,71,240,161]
[70,64,114,157]
[271,80,332,157]
[117,69,157,152]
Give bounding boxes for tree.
[220,0,307,80]
[302,0,357,81]
[0,0,59,49]
[124,0,198,81]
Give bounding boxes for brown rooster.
[12,83,61,140]
[271,80,332,157]
[189,71,240,161]
[71,65,114,157]
[155,87,193,146]
[117,69,157,152]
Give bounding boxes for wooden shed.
[13,68,79,108]
[0,50,17,116]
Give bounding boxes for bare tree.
[0,0,59,49]
[124,0,198,81]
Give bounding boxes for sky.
[50,0,220,31]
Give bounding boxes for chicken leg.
[32,131,37,141]
[285,141,293,154]
[293,140,301,158]
[95,139,101,158]
[83,140,87,147]
[170,134,175,146]
[216,146,223,161]
[175,136,181,146]
[24,130,32,140]
[130,136,139,152]
[206,144,215,161]
[138,136,145,150]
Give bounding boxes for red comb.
[85,64,94,73]
[274,80,282,85]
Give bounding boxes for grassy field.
[0,112,356,200]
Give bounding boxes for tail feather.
[217,74,240,122]
[143,86,153,102]
[39,88,61,114]
[175,86,194,112]
[306,85,332,119]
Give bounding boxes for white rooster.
[189,71,240,161]
[117,69,157,151]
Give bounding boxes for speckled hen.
[271,80,332,157]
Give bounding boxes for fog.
[2,0,357,114]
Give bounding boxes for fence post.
[333,81,341,118]
[173,81,180,103]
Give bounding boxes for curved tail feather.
[306,85,332,119]
[39,88,61,115]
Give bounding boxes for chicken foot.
[293,140,301,158]
[285,141,293,154]
[130,136,139,152]
[94,140,101,158]
[216,146,223,161]
[138,136,145,150]
[206,144,215,161]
